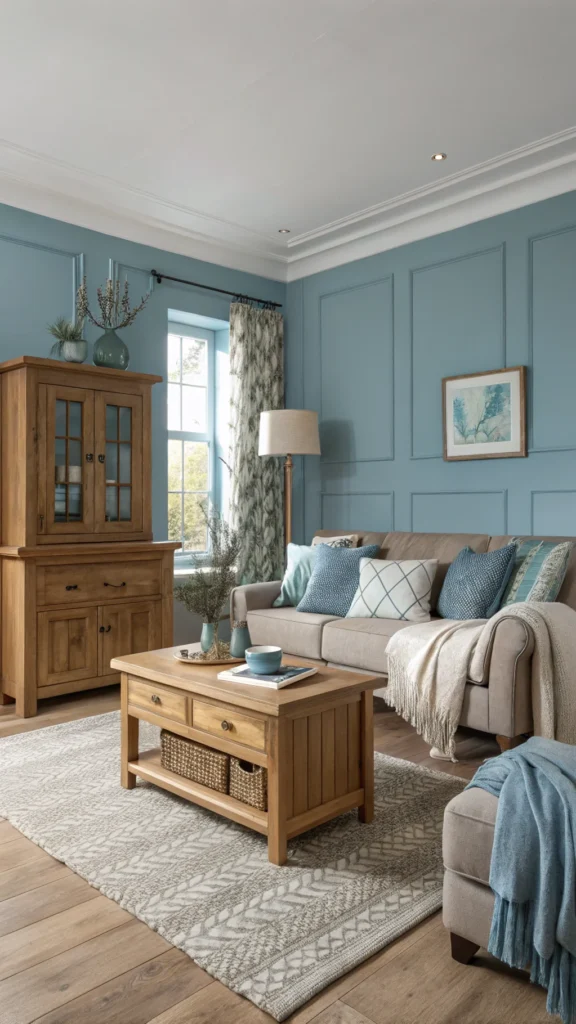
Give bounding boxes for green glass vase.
[93,329,130,370]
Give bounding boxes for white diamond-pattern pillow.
[346,558,439,622]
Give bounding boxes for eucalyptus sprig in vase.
[173,508,241,660]
[76,277,150,370]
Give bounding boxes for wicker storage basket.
[160,730,229,793]
[229,757,268,811]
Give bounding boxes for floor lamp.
[258,410,321,545]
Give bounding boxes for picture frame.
[442,366,527,461]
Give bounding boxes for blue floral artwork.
[452,382,511,445]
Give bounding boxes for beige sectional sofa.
[231,529,576,748]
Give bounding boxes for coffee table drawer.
[193,700,266,751]
[128,678,188,724]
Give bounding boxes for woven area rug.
[0,712,464,1021]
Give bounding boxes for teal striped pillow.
[500,538,574,607]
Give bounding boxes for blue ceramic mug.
[245,645,283,674]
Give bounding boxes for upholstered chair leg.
[450,932,480,964]
[496,734,526,754]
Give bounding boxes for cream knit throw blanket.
[385,602,576,757]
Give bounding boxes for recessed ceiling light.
[431,152,447,161]
[278,228,291,233]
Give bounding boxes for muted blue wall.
[286,190,576,544]
[0,202,284,541]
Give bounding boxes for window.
[167,327,214,555]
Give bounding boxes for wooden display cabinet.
[0,357,179,717]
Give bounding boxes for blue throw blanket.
[469,737,576,1024]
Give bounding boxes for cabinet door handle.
[85,453,94,462]
[99,625,112,633]
[151,694,162,705]
[98,454,105,463]
[65,584,78,591]
[221,720,232,732]
[104,581,126,588]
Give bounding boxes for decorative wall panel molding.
[529,225,576,453]
[321,492,394,534]
[319,277,394,463]
[410,245,506,460]
[108,259,155,295]
[530,490,576,535]
[0,232,84,320]
[410,491,508,535]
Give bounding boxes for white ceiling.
[1,0,576,280]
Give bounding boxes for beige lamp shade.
[258,409,321,456]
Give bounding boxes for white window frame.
[167,323,216,565]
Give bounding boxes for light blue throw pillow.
[273,544,317,608]
[437,544,516,620]
[297,544,381,617]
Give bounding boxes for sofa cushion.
[489,534,576,612]
[321,616,432,674]
[347,557,438,623]
[375,532,490,610]
[437,544,516,619]
[443,787,498,885]
[297,544,380,616]
[246,607,339,660]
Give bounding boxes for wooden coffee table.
[112,646,379,865]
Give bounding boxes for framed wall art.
[442,366,527,461]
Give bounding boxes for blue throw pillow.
[437,544,516,620]
[297,544,381,617]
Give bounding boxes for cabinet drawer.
[192,700,266,751]
[37,560,162,607]
[128,678,188,724]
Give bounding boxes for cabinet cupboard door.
[39,385,95,535]
[98,600,161,677]
[37,607,98,687]
[94,392,144,534]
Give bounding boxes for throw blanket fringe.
[386,654,454,755]
[490,896,576,1023]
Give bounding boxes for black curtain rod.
[151,269,282,308]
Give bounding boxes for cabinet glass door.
[95,392,143,534]
[40,385,95,535]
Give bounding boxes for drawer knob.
[151,694,162,705]
[65,584,78,591]
[99,625,112,633]
[104,581,126,588]
[221,720,232,732]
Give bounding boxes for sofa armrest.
[230,581,282,623]
[485,618,534,738]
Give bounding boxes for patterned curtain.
[229,302,284,584]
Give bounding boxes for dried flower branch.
[76,277,149,331]
[173,507,240,624]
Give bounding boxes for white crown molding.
[285,127,576,280]
[0,129,575,285]
[0,140,289,282]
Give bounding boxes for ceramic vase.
[200,622,216,653]
[62,340,87,363]
[230,621,251,659]
[93,329,130,370]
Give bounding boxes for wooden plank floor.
[0,690,549,1023]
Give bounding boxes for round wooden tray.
[173,642,243,667]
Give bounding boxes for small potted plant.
[174,507,241,661]
[76,277,150,370]
[47,316,87,363]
